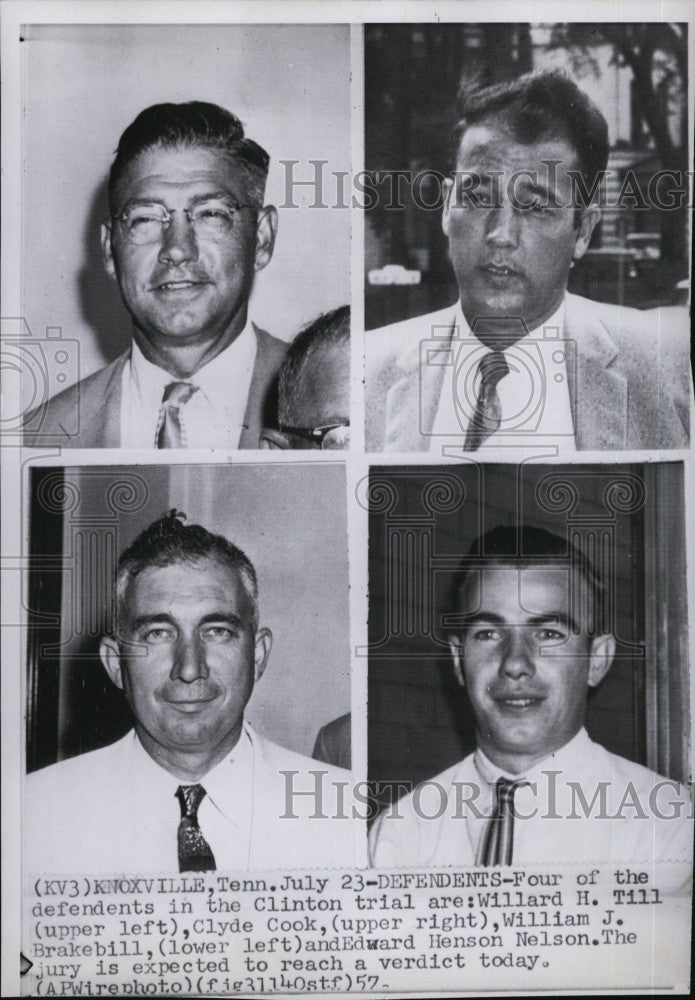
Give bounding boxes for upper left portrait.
[19,24,351,450]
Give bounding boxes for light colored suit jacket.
[25,727,356,873]
[23,324,287,449]
[365,294,691,451]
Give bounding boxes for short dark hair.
[108,101,270,214]
[115,510,258,630]
[448,524,607,635]
[278,305,350,425]
[453,70,609,213]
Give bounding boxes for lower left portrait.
[23,461,356,876]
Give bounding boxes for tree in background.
[549,22,688,285]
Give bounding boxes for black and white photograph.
[368,462,693,868]
[1,2,693,997]
[18,23,351,449]
[23,462,355,874]
[364,23,692,453]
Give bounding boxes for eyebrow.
[119,191,240,211]
[128,611,246,631]
[461,611,580,632]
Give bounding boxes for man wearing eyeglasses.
[23,102,287,448]
[260,305,350,451]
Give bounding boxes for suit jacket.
[24,726,356,873]
[312,713,351,770]
[22,324,287,449]
[365,293,692,451]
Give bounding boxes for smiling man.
[25,511,354,873]
[369,525,692,867]
[365,70,691,452]
[24,102,287,448]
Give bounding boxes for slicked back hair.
[279,305,350,425]
[108,101,270,214]
[449,524,607,636]
[453,70,609,217]
[114,510,259,633]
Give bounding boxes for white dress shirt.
[369,728,693,870]
[429,299,575,453]
[120,321,257,448]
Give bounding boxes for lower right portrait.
[367,462,693,870]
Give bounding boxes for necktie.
[176,784,217,872]
[156,382,198,448]
[478,778,526,866]
[463,351,509,451]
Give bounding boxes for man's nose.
[170,636,209,683]
[158,213,199,265]
[485,201,519,248]
[499,628,534,679]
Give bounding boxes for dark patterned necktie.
[176,784,216,872]
[464,351,509,451]
[478,778,526,866]
[156,382,198,448]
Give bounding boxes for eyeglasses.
[114,199,253,245]
[279,422,350,450]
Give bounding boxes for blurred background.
[365,23,689,328]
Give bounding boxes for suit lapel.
[384,308,456,451]
[90,354,126,447]
[239,324,285,448]
[564,295,628,449]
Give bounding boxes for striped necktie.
[478,778,526,866]
[464,351,509,450]
[176,784,216,872]
[156,381,198,448]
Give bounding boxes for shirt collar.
[129,721,255,831]
[129,318,257,407]
[474,727,592,784]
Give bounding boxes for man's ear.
[253,627,273,683]
[448,634,465,687]
[572,205,601,261]
[259,428,292,450]
[441,177,454,239]
[254,206,278,272]
[100,636,124,689]
[100,221,118,280]
[587,633,615,688]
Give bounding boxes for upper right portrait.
[364,23,692,454]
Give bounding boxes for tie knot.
[478,351,509,390]
[494,777,527,809]
[176,784,207,819]
[162,381,198,407]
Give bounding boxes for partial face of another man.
[287,340,350,449]
[442,117,599,333]
[450,565,614,774]
[102,144,276,356]
[100,556,271,778]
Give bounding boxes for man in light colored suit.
[23,102,286,449]
[366,70,691,452]
[25,511,355,872]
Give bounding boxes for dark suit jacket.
[365,293,692,451]
[23,324,287,448]
[312,713,351,770]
